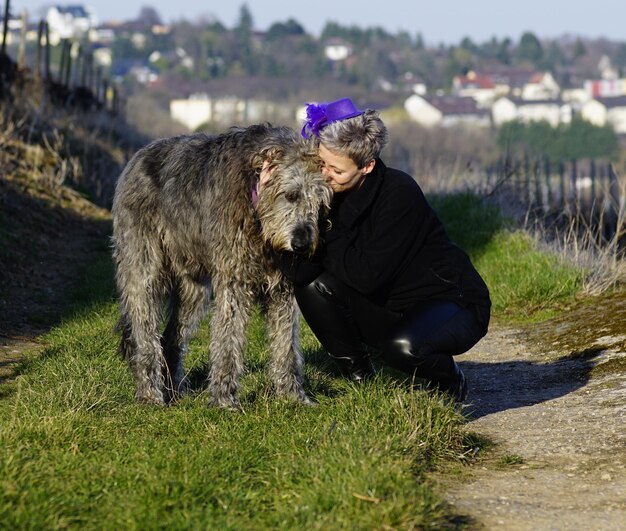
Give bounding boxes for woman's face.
[318,143,374,193]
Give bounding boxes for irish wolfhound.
[111,124,331,409]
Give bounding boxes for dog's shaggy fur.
[111,124,332,409]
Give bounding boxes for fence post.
[1,0,10,56]
[533,157,542,210]
[58,38,67,84]
[559,159,566,208]
[608,163,620,240]
[80,48,88,86]
[17,8,26,67]
[609,163,620,208]
[44,22,50,81]
[544,157,553,210]
[589,159,597,224]
[35,19,45,82]
[569,159,578,212]
[94,65,101,101]
[73,44,82,86]
[523,152,531,204]
[64,40,73,87]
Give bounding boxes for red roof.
[454,74,495,90]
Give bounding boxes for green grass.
[431,192,583,321]
[0,250,474,529]
[0,191,587,528]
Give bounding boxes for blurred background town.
[2,2,626,188]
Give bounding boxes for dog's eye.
[285,190,300,202]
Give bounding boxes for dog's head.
[252,134,332,256]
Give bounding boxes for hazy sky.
[12,0,626,44]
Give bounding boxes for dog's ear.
[251,146,283,174]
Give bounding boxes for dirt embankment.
[0,147,112,384]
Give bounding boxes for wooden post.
[523,152,531,204]
[513,157,521,198]
[44,21,50,81]
[533,158,542,209]
[608,163,620,239]
[1,0,10,56]
[35,19,44,81]
[64,40,73,87]
[58,38,67,84]
[72,43,81,86]
[544,157,553,209]
[80,48,88,86]
[17,8,26,67]
[94,65,101,101]
[559,160,566,207]
[589,159,597,224]
[569,159,578,208]
[609,163,620,207]
[111,85,118,114]
[101,78,108,110]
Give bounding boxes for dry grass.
[522,173,626,296]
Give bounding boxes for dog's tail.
[115,315,134,360]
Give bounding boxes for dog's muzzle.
[290,223,315,254]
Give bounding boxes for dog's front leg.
[207,282,251,410]
[266,283,313,405]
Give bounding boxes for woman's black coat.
[277,158,491,331]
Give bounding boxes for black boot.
[435,361,468,403]
[330,354,376,382]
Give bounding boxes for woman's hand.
[259,160,274,191]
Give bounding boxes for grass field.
[0,192,584,528]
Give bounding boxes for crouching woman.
[275,98,491,402]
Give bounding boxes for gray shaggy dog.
[112,124,332,409]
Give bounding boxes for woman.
[275,97,491,402]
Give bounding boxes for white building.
[170,94,212,131]
[581,96,626,134]
[404,94,490,128]
[170,95,295,131]
[324,39,352,61]
[46,4,97,43]
[492,97,571,127]
[584,78,626,99]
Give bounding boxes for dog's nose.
[291,225,312,254]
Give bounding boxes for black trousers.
[294,271,485,388]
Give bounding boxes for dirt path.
[448,320,626,530]
[0,172,111,386]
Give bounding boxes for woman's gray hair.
[317,110,389,168]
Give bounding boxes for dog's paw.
[135,388,166,406]
[299,394,318,407]
[208,394,242,411]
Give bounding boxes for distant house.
[491,97,571,127]
[402,72,427,95]
[170,94,213,130]
[521,72,560,100]
[46,5,97,42]
[171,95,295,131]
[584,78,626,99]
[480,68,560,100]
[453,68,560,108]
[581,96,626,134]
[324,39,353,62]
[452,71,498,107]
[89,26,116,45]
[404,94,490,128]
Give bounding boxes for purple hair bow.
[301,103,328,139]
